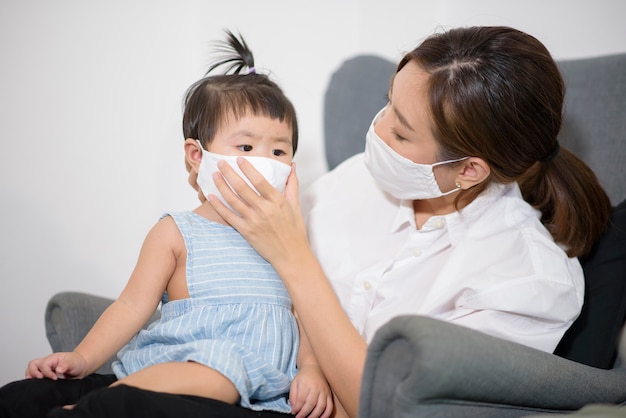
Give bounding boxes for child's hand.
[25,352,88,380]
[290,364,333,418]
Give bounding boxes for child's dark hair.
[182,30,298,155]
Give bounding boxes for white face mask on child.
[364,109,467,200]
[195,140,292,213]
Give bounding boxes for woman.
[209,26,611,418]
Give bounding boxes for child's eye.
[273,149,287,157]
[238,145,253,152]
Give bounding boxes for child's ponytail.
[207,30,256,76]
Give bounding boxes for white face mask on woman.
[364,109,467,200]
[195,140,292,213]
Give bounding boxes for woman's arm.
[208,159,367,418]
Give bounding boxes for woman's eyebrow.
[393,106,415,132]
[388,88,415,133]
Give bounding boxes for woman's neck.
[412,194,458,229]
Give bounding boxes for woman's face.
[374,61,440,164]
[374,60,461,194]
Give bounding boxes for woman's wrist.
[273,244,320,284]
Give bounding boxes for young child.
[8,31,332,418]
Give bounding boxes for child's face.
[208,114,294,165]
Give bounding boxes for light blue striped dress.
[112,211,299,413]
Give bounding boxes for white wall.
[1,0,625,386]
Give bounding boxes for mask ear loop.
[432,157,469,196]
[431,156,469,168]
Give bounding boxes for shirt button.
[363,281,372,290]
[434,220,445,229]
[413,248,423,257]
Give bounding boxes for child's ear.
[184,138,203,172]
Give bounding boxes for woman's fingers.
[208,171,244,226]
[283,163,301,206]
[208,157,308,267]
[211,157,286,216]
[216,160,263,206]
[236,157,286,199]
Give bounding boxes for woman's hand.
[208,158,310,269]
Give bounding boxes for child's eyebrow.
[273,136,293,146]
[234,130,292,145]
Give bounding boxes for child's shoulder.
[141,213,186,254]
[160,210,231,232]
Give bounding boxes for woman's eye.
[391,129,407,142]
[238,145,253,152]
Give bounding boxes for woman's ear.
[457,157,490,190]
[184,138,203,173]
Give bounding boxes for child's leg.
[110,362,240,404]
[0,374,115,418]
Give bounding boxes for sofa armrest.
[45,291,160,375]
[359,315,626,418]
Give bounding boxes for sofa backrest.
[557,53,626,206]
[324,55,394,172]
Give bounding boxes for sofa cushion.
[557,53,626,206]
[555,199,626,368]
[324,55,395,170]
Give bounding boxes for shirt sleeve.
[437,273,583,353]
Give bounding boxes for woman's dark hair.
[182,30,298,155]
[399,26,611,257]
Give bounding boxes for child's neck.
[193,201,230,226]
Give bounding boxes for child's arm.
[290,312,333,418]
[26,217,183,380]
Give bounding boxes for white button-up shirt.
[301,153,584,353]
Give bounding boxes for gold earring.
[455,182,462,189]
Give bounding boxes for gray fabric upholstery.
[529,404,626,418]
[46,292,159,374]
[360,316,626,418]
[557,54,626,206]
[324,55,395,171]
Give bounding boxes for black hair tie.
[539,142,560,163]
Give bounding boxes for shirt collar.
[391,199,415,232]
[389,182,512,245]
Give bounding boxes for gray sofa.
[46,52,626,416]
